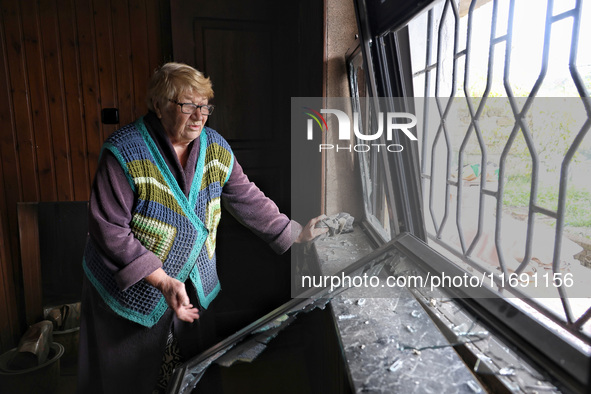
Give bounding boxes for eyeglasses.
[169,99,215,116]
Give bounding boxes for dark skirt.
[77,276,219,394]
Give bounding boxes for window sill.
[312,225,561,393]
[169,227,566,393]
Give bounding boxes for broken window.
[351,0,591,390]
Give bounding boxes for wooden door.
[170,0,323,337]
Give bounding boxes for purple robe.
[77,112,301,393]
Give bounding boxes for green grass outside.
[503,175,591,228]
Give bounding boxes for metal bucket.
[0,342,64,394]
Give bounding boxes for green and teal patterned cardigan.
[83,117,234,327]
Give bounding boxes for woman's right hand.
[295,215,329,243]
[145,268,200,322]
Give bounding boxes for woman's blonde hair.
[146,62,214,111]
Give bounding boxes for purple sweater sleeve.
[222,160,301,254]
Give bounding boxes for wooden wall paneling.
[2,4,38,333]
[145,0,170,73]
[111,0,134,126]
[0,20,10,218]
[0,4,23,209]
[0,25,19,346]
[75,0,102,178]
[129,0,150,119]
[144,0,160,75]
[0,0,175,351]
[0,5,18,200]
[168,0,191,65]
[0,4,22,350]
[3,1,40,202]
[57,0,91,201]
[22,1,58,202]
[39,0,74,201]
[16,203,43,326]
[93,0,117,138]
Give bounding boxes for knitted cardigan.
[83,118,234,327]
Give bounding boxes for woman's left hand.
[146,268,200,322]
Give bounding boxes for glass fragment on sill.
[452,322,489,339]
[524,383,559,392]
[251,315,297,346]
[473,358,521,379]
[458,330,489,338]
[300,296,333,313]
[179,345,235,391]
[251,314,289,334]
[498,366,516,376]
[466,380,482,393]
[214,340,267,367]
[368,264,384,277]
[252,325,287,345]
[473,356,495,376]
[313,297,332,310]
[388,358,404,372]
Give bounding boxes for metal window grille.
[410,0,590,344]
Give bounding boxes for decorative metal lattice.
[412,0,590,340]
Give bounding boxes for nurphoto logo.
[304,107,418,153]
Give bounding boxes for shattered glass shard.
[215,341,267,367]
[388,359,404,372]
[251,314,290,334]
[466,380,482,393]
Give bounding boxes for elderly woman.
[77,62,325,394]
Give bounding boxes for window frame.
[350,0,590,391]
[348,46,399,243]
